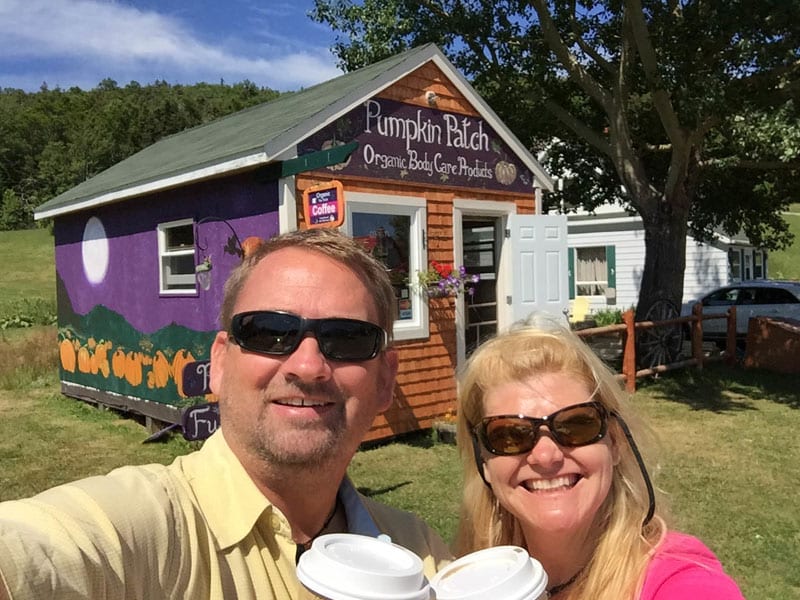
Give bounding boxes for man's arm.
[0,465,180,599]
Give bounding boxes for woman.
[454,315,744,599]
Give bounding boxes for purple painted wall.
[54,171,280,334]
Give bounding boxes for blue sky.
[0,0,344,93]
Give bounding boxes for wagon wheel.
[635,298,684,370]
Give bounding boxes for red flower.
[432,261,452,277]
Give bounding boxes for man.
[0,229,451,600]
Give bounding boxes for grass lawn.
[770,205,800,280]
[0,228,55,304]
[633,369,800,599]
[0,228,56,325]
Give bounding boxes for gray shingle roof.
[36,44,551,219]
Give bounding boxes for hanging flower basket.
[417,261,479,298]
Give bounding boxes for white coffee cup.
[430,546,548,600]
[296,533,432,600]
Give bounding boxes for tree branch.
[643,143,673,153]
[700,158,800,170]
[624,0,683,141]
[567,4,616,76]
[529,0,613,111]
[414,0,500,69]
[543,99,612,156]
[727,58,800,105]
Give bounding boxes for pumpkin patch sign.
[298,98,534,194]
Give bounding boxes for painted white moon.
[82,217,109,284]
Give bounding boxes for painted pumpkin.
[92,341,111,378]
[97,357,110,378]
[151,350,171,389]
[59,338,76,373]
[124,351,143,387]
[171,349,196,398]
[77,346,92,373]
[495,161,517,185]
[111,348,127,378]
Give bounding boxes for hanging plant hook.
[194,216,243,258]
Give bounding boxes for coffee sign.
[299,98,533,194]
[303,180,345,228]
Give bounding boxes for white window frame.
[753,251,765,279]
[743,252,752,280]
[343,192,428,341]
[574,246,608,297]
[157,218,197,295]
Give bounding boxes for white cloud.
[0,0,342,90]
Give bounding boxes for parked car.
[682,280,800,347]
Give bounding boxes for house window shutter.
[605,245,616,289]
[568,247,575,299]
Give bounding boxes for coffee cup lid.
[430,546,548,600]
[296,533,431,600]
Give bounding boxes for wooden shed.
[35,44,567,442]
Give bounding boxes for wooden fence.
[575,304,738,392]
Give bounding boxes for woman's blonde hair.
[454,314,667,599]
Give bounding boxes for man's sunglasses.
[473,401,608,455]
[229,310,388,362]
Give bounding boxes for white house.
[562,204,768,315]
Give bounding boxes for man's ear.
[375,347,399,413]
[209,331,228,395]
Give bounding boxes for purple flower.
[419,263,479,298]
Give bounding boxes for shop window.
[158,219,196,294]
[344,193,427,341]
[569,246,615,298]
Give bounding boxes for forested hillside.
[0,79,281,229]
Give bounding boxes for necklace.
[546,568,582,598]
[294,500,339,563]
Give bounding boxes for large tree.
[312,0,800,316]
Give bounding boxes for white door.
[507,214,569,324]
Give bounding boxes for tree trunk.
[635,196,689,321]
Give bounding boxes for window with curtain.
[575,247,608,296]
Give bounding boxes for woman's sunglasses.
[473,401,608,455]
[229,310,388,362]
